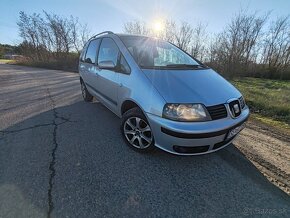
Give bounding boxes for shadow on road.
[1,100,289,218]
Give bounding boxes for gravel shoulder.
[235,119,290,195]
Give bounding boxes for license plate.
[226,123,246,140]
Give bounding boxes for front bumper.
[146,107,250,155]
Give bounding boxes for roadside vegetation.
[0,44,19,58]
[232,78,290,130]
[0,59,15,64]
[10,53,79,72]
[8,11,90,72]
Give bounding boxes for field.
[232,77,290,130]
[0,59,15,64]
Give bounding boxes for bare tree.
[123,20,149,35]
[157,20,176,43]
[123,20,194,52]
[17,11,90,71]
[261,16,290,78]
[79,24,90,49]
[69,16,90,53]
[18,12,40,60]
[44,12,74,54]
[190,22,208,61]
[209,10,269,77]
[18,11,90,58]
[173,22,193,51]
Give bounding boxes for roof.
[88,31,157,42]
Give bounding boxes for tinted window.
[98,38,119,66]
[120,54,130,74]
[85,39,100,64]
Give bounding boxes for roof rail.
[88,31,114,41]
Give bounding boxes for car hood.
[142,68,241,106]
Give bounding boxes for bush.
[16,53,79,72]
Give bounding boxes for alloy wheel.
[123,117,153,149]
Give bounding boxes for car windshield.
[120,36,203,69]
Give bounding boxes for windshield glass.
[120,36,202,69]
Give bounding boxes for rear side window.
[85,39,100,64]
[98,38,119,66]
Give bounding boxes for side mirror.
[98,60,116,70]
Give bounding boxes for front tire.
[80,81,93,102]
[121,107,155,152]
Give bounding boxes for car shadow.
[1,100,289,218]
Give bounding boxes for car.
[78,31,250,155]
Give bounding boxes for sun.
[153,20,164,34]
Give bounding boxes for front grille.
[206,104,228,120]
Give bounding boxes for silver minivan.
[79,31,250,155]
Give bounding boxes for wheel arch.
[121,99,142,115]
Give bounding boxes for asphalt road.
[0,64,289,218]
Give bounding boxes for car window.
[154,46,188,66]
[85,39,100,64]
[80,43,88,62]
[119,54,130,74]
[98,38,119,66]
[120,36,201,69]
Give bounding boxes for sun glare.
[153,20,164,34]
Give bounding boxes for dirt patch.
[234,119,290,195]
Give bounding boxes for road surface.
[0,64,289,218]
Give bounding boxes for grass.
[0,59,15,63]
[251,114,290,135]
[231,77,290,128]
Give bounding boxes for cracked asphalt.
[0,64,289,218]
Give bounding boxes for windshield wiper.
[165,64,202,68]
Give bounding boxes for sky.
[0,0,289,45]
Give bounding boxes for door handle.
[119,83,123,87]
[95,72,99,76]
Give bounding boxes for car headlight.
[239,96,246,109]
[162,103,211,121]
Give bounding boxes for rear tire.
[81,81,93,102]
[121,107,155,152]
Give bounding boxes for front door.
[96,38,120,113]
[83,39,101,93]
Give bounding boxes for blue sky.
[0,0,289,45]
